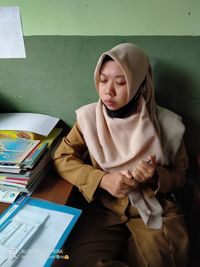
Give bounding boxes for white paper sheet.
[0,198,81,267]
[0,7,26,58]
[0,207,49,267]
[0,113,60,137]
[11,205,73,267]
[0,205,74,267]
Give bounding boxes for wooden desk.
[0,169,73,214]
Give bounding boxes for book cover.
[0,130,40,139]
[0,128,62,146]
[21,142,48,169]
[41,128,62,147]
[0,189,22,203]
[0,139,40,164]
[0,143,47,173]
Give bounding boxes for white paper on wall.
[0,6,26,58]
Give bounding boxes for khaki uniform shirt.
[53,122,188,222]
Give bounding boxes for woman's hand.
[132,155,157,183]
[99,170,138,198]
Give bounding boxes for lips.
[104,100,115,108]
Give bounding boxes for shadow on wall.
[154,60,200,199]
[0,94,19,113]
[0,93,71,135]
[154,61,199,175]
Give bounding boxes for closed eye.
[115,81,126,86]
[99,74,108,83]
[115,78,126,86]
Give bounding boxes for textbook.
[20,142,48,169]
[0,196,82,267]
[0,130,40,140]
[0,139,40,165]
[0,114,62,199]
[0,142,48,174]
[0,128,63,148]
[0,150,51,193]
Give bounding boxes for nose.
[105,82,115,96]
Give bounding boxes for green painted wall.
[0,36,199,164]
[0,1,199,172]
[0,0,199,35]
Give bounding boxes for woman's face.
[98,60,128,110]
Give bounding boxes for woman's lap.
[65,202,189,267]
[66,202,131,266]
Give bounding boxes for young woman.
[53,43,189,267]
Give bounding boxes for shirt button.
[121,200,126,205]
[121,215,127,222]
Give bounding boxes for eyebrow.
[100,73,125,78]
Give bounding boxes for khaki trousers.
[65,202,189,267]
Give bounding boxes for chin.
[105,105,117,110]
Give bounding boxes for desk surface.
[0,170,73,214]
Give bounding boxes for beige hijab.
[76,43,185,229]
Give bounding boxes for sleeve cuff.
[76,167,105,202]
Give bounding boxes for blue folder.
[0,196,82,267]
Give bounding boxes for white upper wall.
[0,0,199,36]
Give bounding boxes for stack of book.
[0,112,63,203]
[0,138,50,196]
